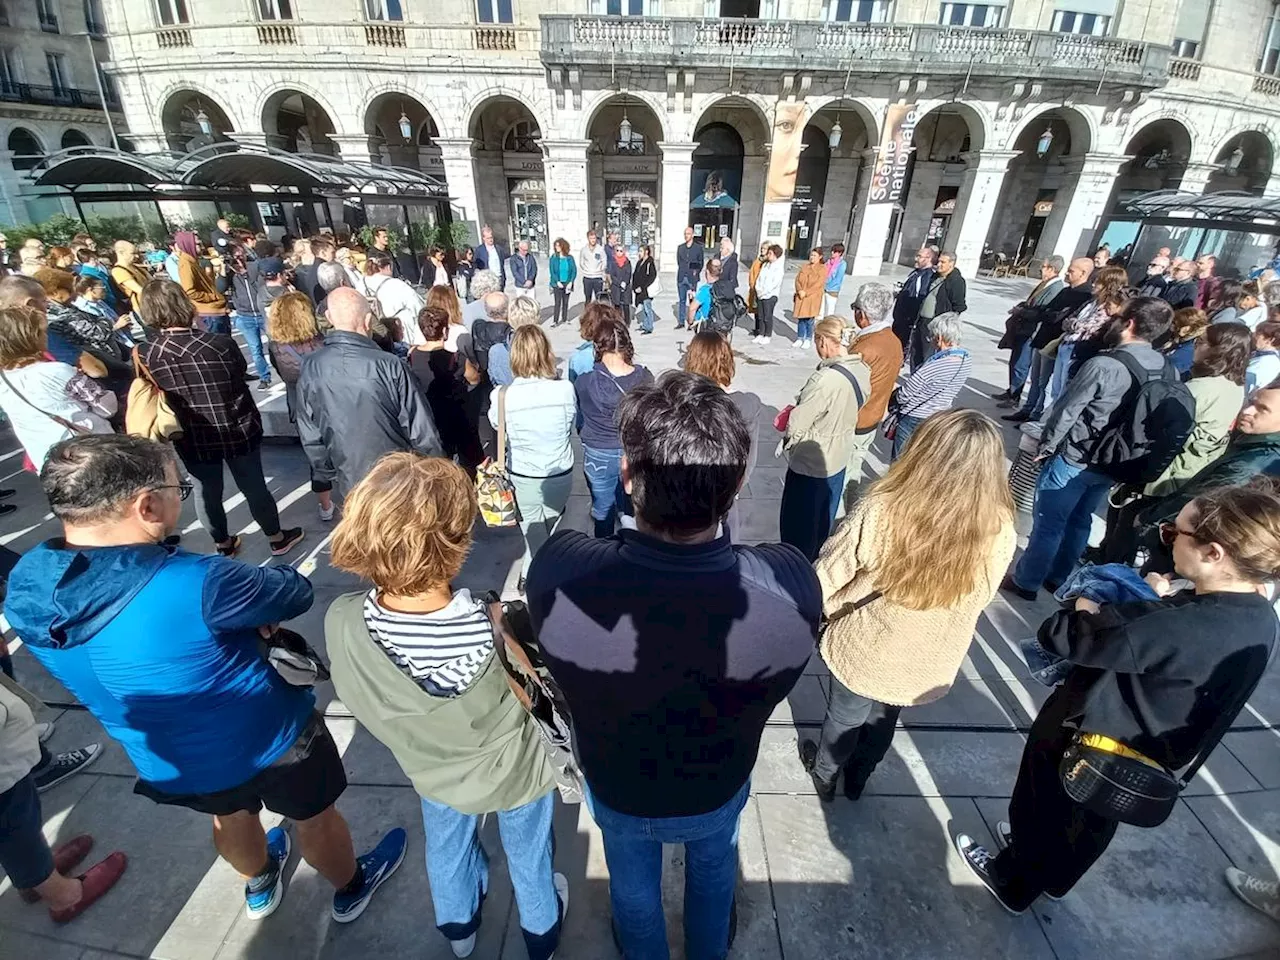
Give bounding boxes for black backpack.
[707,295,747,336]
[1086,350,1196,485]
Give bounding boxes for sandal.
[216,536,241,558]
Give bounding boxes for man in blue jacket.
[508,239,538,300]
[474,225,509,290]
[5,434,407,925]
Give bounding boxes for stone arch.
[1123,109,1201,157]
[7,127,46,172]
[691,95,771,153]
[159,88,236,151]
[60,128,93,150]
[358,85,448,142]
[581,89,672,143]
[463,88,552,145]
[256,81,345,140]
[153,80,245,133]
[1006,104,1096,156]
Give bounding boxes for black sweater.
[527,529,820,818]
[1041,591,1275,770]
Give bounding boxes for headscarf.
[613,249,629,268]
[174,231,200,258]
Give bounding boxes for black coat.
[608,256,632,307]
[1030,284,1094,349]
[632,257,657,305]
[713,252,739,300]
[295,331,442,496]
[1161,278,1198,310]
[925,269,967,318]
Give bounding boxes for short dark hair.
[417,305,449,342]
[593,316,634,364]
[1192,321,1251,385]
[74,274,104,297]
[138,278,195,329]
[617,371,750,536]
[367,251,394,273]
[253,239,277,259]
[42,434,176,526]
[1124,296,1174,343]
[831,243,845,255]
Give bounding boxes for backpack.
[1086,350,1196,485]
[707,295,747,337]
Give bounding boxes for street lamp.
[1225,145,1245,175]
[398,110,413,142]
[195,106,212,136]
[829,116,843,149]
[1036,126,1054,158]
[618,103,632,147]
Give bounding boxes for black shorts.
[133,712,346,822]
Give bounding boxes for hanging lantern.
[398,110,413,142]
[618,107,632,146]
[1036,126,1054,158]
[195,106,212,136]
[1226,145,1245,175]
[829,117,843,149]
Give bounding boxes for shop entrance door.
[511,197,548,255]
[788,201,819,258]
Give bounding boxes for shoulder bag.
[125,347,183,442]
[483,595,584,804]
[0,368,94,436]
[259,625,330,687]
[475,386,519,527]
[1059,625,1277,827]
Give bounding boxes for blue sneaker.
[244,826,290,920]
[331,827,407,924]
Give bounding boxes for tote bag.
[475,387,519,527]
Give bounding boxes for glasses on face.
[154,482,193,501]
[1159,522,1200,547]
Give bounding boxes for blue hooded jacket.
[6,541,315,795]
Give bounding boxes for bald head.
[1065,257,1094,287]
[325,287,372,335]
[483,291,509,324]
[0,274,47,314]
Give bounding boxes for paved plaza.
[1,269,1279,960]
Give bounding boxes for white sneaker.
[792,339,805,349]
[760,336,771,345]
[319,502,335,522]
[752,335,763,344]
[450,933,476,958]
[1226,867,1280,921]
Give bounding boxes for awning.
[1119,189,1280,221]
[27,142,450,199]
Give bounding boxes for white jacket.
[0,361,116,468]
[489,377,577,477]
[363,274,425,346]
[578,243,606,280]
[756,258,785,300]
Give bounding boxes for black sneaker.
[0,488,15,500]
[799,740,836,803]
[999,575,1038,603]
[34,744,103,793]
[257,380,274,392]
[0,503,15,517]
[270,527,305,558]
[1001,410,1032,423]
[954,833,1024,915]
[991,390,1014,401]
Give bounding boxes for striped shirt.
[895,348,972,419]
[362,588,494,696]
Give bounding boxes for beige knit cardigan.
[815,497,1016,707]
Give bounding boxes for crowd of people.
[0,216,1279,959]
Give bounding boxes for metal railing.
[0,80,119,110]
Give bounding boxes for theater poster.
[765,101,810,203]
[868,104,920,205]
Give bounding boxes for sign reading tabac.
[868,104,919,205]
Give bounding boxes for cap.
[258,256,284,277]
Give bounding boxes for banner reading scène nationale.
[867,104,920,206]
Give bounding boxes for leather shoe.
[1001,410,1032,423]
[49,852,127,924]
[1000,574,1038,603]
[20,835,94,903]
[0,488,15,500]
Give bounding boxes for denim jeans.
[510,470,573,577]
[1018,350,1053,418]
[0,773,54,889]
[583,277,604,304]
[198,313,230,336]
[179,445,282,544]
[235,313,271,382]
[1012,454,1113,591]
[638,298,655,333]
[585,780,749,960]
[677,276,695,327]
[795,317,816,342]
[420,792,561,960]
[582,445,630,537]
[1041,341,1076,418]
[890,413,924,461]
[779,468,845,561]
[1008,336,1033,394]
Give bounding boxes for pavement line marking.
[236,481,313,536]
[180,475,278,535]
[0,448,25,463]
[1,514,54,545]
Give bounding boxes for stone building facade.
[11,0,1280,277]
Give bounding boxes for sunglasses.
[1159,522,1200,547]
[154,482,193,501]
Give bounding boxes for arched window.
[8,128,44,171]
[503,119,540,153]
[693,122,744,158]
[61,128,91,149]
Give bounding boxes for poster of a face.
[765,101,810,203]
[690,167,741,209]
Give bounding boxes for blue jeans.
[1019,349,1053,418]
[1046,342,1076,411]
[199,312,230,336]
[779,468,845,561]
[796,317,815,342]
[677,276,694,326]
[1008,337,1033,394]
[420,792,561,960]
[235,313,270,382]
[585,780,749,960]
[890,413,923,461]
[1012,454,1113,591]
[583,445,630,537]
[639,298,655,333]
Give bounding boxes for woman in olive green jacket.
[327,453,566,960]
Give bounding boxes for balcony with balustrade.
[540,15,1170,89]
[0,80,121,112]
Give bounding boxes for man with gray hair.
[841,282,905,508]
[996,254,1065,404]
[889,312,972,459]
[462,269,501,327]
[314,260,349,321]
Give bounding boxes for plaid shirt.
[139,329,261,463]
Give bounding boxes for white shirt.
[363,273,425,346]
[756,258,784,300]
[0,362,115,467]
[431,265,450,287]
[489,377,577,477]
[484,244,502,274]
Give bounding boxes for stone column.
[817,154,861,248]
[329,135,377,167]
[1264,169,1280,199]
[897,160,946,265]
[540,139,591,260]
[436,138,481,242]
[1043,153,1128,262]
[0,150,24,224]
[1177,161,1220,196]
[657,141,696,270]
[950,150,1020,277]
[739,155,767,251]
[850,148,891,276]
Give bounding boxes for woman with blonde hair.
[424,284,467,353]
[801,409,1016,800]
[266,292,333,520]
[490,325,576,590]
[327,453,567,959]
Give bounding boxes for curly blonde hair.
[267,292,320,345]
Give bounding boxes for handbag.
[475,386,519,527]
[483,595,584,803]
[1059,627,1277,827]
[125,347,183,442]
[259,626,330,687]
